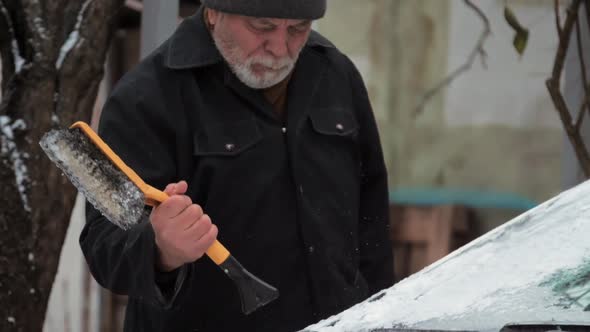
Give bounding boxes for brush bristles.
[40,128,146,230]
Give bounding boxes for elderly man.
[80,0,393,331]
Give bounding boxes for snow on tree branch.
[32,17,48,41]
[0,1,25,74]
[0,115,31,212]
[56,0,94,69]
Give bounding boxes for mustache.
[247,56,294,71]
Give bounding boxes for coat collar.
[164,6,335,70]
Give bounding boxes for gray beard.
[212,31,298,89]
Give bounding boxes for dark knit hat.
[202,0,326,20]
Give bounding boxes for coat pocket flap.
[309,109,358,136]
[193,118,262,156]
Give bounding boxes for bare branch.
[576,85,590,132]
[575,97,586,132]
[0,0,23,78]
[575,16,590,119]
[0,7,11,91]
[414,0,491,117]
[547,80,590,176]
[551,0,582,85]
[546,0,590,177]
[555,0,563,36]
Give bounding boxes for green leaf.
[504,6,529,56]
[512,29,529,56]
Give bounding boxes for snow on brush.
[39,128,145,229]
[304,181,590,332]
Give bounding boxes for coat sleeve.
[349,61,395,295]
[79,72,190,308]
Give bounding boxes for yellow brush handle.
[144,185,231,265]
[143,185,171,207]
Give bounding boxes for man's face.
[207,10,312,89]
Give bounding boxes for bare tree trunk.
[0,1,123,331]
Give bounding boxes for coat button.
[336,123,344,131]
[308,246,314,253]
[225,143,235,151]
[282,127,287,133]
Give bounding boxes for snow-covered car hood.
[303,181,590,332]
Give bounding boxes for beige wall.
[316,0,563,206]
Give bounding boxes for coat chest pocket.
[309,109,359,138]
[306,108,360,179]
[193,117,262,157]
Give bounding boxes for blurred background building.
[30,0,588,331]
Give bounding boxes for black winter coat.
[80,7,393,332]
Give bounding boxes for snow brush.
[39,121,279,315]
